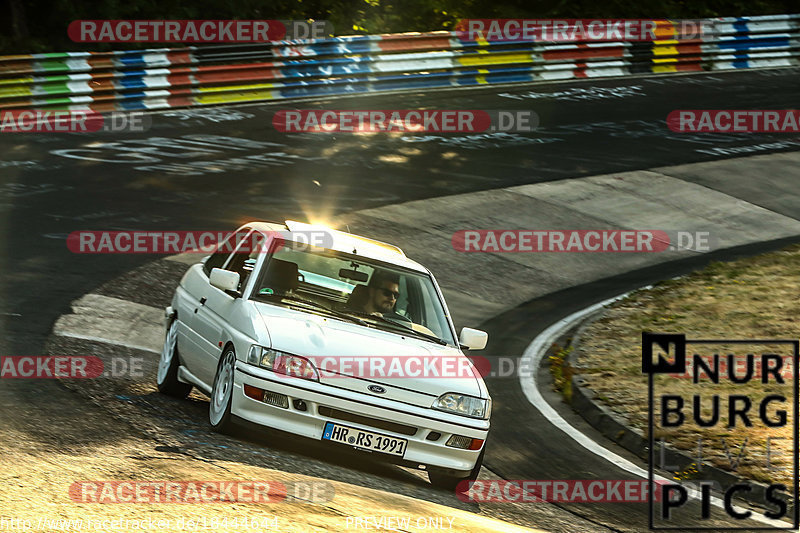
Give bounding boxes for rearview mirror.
[339,268,368,283]
[459,327,488,350]
[210,268,240,293]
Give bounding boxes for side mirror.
[459,327,488,351]
[210,268,240,293]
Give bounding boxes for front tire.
[157,319,193,398]
[429,447,485,492]
[209,346,237,434]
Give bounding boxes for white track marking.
[54,293,163,353]
[54,331,159,354]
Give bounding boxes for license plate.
[322,422,407,457]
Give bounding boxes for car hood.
[254,302,484,408]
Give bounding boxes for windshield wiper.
[346,311,448,345]
[256,293,369,326]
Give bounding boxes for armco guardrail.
[0,14,798,112]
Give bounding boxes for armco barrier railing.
[0,14,798,112]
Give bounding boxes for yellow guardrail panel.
[195,90,275,104]
[0,85,34,98]
[196,82,276,94]
[457,53,531,66]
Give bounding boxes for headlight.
[247,345,319,381]
[432,393,491,419]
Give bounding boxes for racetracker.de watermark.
[667,110,800,133]
[69,480,333,503]
[457,479,665,502]
[6,516,280,531]
[666,354,796,380]
[0,111,150,133]
[264,355,488,380]
[68,20,332,42]
[66,230,333,254]
[454,19,716,42]
[0,356,143,378]
[452,230,716,253]
[272,110,538,133]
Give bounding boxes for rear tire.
[209,346,237,434]
[157,319,192,398]
[429,446,485,492]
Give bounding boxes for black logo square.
[642,332,686,374]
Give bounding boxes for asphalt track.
[2,67,800,531]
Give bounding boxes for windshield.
[250,242,456,346]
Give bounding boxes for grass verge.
[573,243,800,486]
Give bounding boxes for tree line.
[1,0,796,53]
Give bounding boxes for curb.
[567,309,649,459]
[564,304,793,511]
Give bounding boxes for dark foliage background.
[1,0,797,53]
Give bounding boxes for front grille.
[318,406,417,436]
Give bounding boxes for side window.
[225,231,265,292]
[202,228,252,277]
[417,282,446,338]
[227,250,258,292]
[404,277,425,324]
[203,250,230,276]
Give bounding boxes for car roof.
[243,220,429,273]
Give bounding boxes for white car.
[157,220,491,489]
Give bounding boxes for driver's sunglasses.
[379,288,399,300]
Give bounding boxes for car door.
[174,244,233,374]
[192,229,257,386]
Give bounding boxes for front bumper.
[232,361,489,473]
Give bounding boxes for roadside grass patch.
[574,244,800,486]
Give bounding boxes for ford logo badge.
[367,385,386,394]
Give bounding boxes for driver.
[362,271,401,316]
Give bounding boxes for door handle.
[199,297,207,305]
